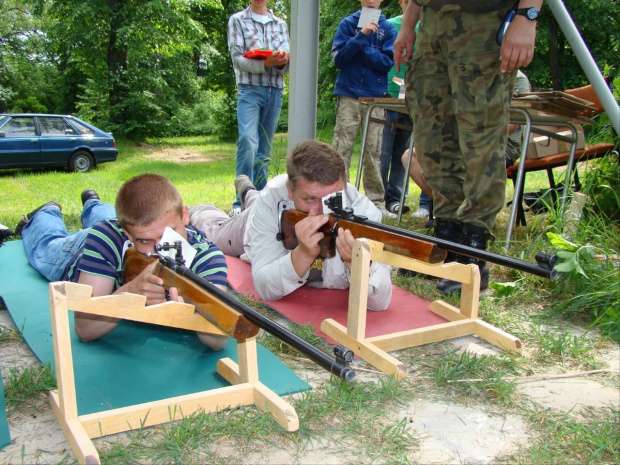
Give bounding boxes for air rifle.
[278,193,557,280]
[123,242,356,382]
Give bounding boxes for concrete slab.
[402,401,530,464]
[518,378,620,414]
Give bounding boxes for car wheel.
[69,150,94,172]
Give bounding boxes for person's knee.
[401,149,410,168]
[196,332,229,351]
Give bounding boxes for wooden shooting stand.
[48,281,299,465]
[321,239,522,380]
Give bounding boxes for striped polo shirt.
[62,219,227,289]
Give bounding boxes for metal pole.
[288,0,320,152]
[546,0,620,133]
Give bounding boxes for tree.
[0,0,58,113]
[530,0,620,90]
[47,0,217,139]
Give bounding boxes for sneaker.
[0,223,15,245]
[379,208,397,219]
[80,189,100,206]
[234,175,256,210]
[411,207,430,219]
[228,206,241,217]
[15,201,62,235]
[388,203,411,215]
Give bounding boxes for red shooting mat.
[243,49,273,60]
[226,256,448,341]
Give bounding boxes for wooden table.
[505,91,596,249]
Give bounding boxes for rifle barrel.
[162,257,356,382]
[339,217,558,280]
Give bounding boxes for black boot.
[436,223,490,295]
[433,218,463,264]
[398,218,462,278]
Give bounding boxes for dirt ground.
[1,307,618,465]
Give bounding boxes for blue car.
[0,113,118,172]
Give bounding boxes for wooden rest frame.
[48,281,299,465]
[321,239,522,380]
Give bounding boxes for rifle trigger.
[329,219,339,236]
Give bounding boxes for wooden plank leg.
[347,240,372,340]
[474,320,523,354]
[79,385,256,437]
[321,319,407,380]
[236,337,259,383]
[367,320,476,351]
[49,282,79,419]
[218,358,299,431]
[50,391,100,465]
[429,300,468,321]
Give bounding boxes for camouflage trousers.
[405,5,516,232]
[332,96,385,207]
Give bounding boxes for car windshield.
[2,117,36,137]
[39,116,77,136]
[69,120,95,136]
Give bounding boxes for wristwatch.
[515,7,540,20]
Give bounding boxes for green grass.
[506,406,620,465]
[3,363,57,416]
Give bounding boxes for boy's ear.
[182,205,190,225]
[286,181,294,200]
[121,226,135,243]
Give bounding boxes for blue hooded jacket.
[332,10,396,99]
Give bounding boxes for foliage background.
[1,0,618,140]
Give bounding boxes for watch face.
[527,8,539,20]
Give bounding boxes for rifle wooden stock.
[123,248,259,340]
[280,209,447,264]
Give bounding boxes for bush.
[10,95,47,113]
[168,90,229,137]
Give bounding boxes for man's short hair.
[286,140,346,190]
[115,174,183,228]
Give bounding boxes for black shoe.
[433,218,463,264]
[81,189,100,206]
[0,224,15,246]
[15,201,62,235]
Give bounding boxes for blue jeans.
[21,200,116,282]
[380,110,412,208]
[234,84,283,208]
[419,191,431,210]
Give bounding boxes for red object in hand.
[243,49,274,60]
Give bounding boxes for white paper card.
[358,7,381,28]
[392,76,406,98]
[159,226,196,266]
[322,190,347,214]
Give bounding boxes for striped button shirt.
[227,6,290,88]
[62,219,227,289]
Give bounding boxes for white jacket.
[243,174,392,310]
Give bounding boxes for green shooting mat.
[0,240,309,417]
[0,366,10,450]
